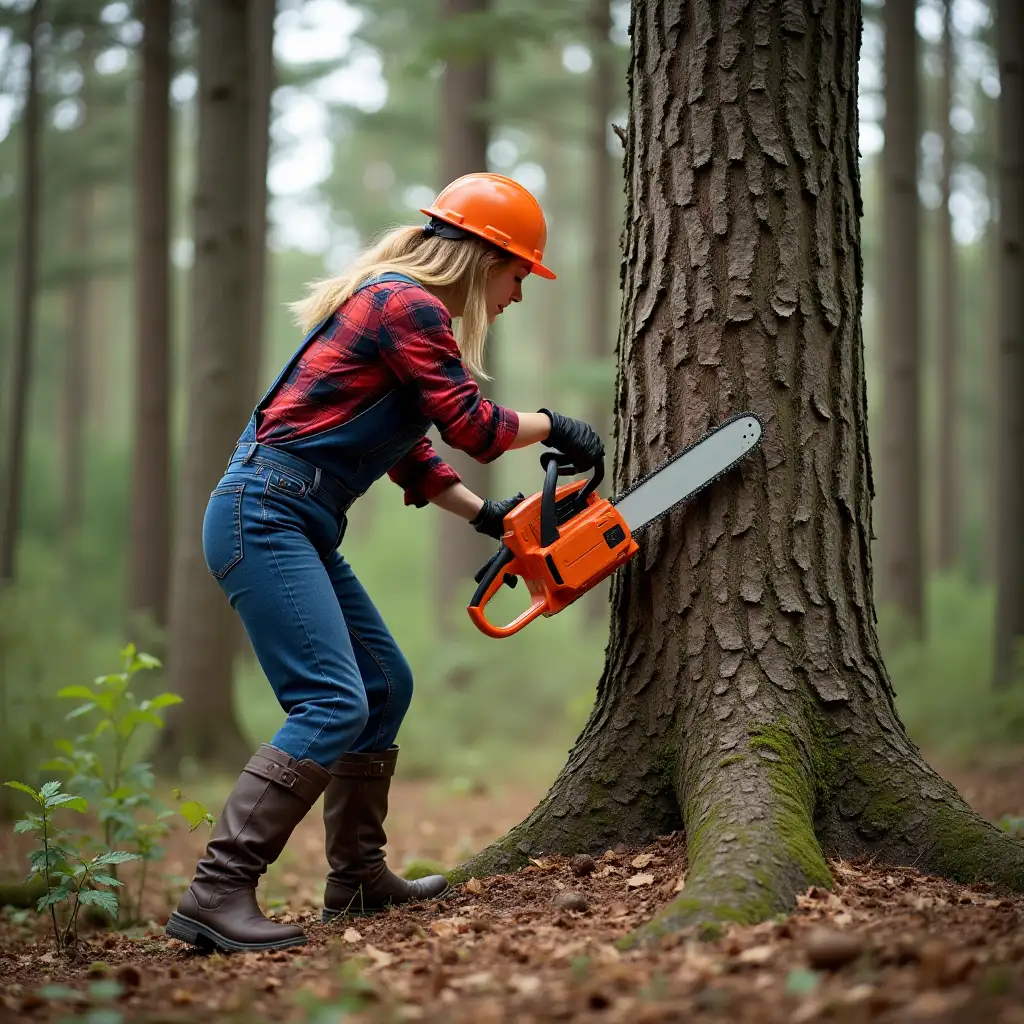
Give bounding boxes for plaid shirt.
[257,280,519,507]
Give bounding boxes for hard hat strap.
[422,217,473,241]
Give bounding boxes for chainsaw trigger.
[502,573,518,590]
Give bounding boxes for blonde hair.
[288,225,512,379]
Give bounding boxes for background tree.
[127,0,173,637]
[156,0,254,768]
[993,0,1024,690]
[935,0,959,572]
[0,0,44,584]
[458,0,1024,935]
[879,0,924,636]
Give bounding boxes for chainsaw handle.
[538,452,605,547]
[467,545,547,638]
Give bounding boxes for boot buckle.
[279,769,296,787]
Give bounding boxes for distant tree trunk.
[156,0,253,768]
[0,0,44,585]
[459,0,1024,937]
[241,0,275,405]
[127,0,173,638]
[60,188,93,542]
[583,0,616,625]
[935,0,958,573]
[434,0,494,650]
[879,0,924,635]
[993,0,1024,689]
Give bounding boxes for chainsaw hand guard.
[466,453,638,638]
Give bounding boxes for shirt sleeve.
[387,435,462,508]
[378,285,519,462]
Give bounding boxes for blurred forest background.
[0,0,1020,816]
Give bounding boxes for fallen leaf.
[343,928,362,943]
[508,974,541,996]
[631,853,655,869]
[673,875,687,892]
[364,944,393,968]
[626,872,654,888]
[737,945,775,965]
[170,988,195,1006]
[465,877,483,895]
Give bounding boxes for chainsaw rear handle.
[466,544,547,638]
[539,451,604,547]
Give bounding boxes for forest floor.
[2,751,1024,1023]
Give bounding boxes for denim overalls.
[202,274,432,767]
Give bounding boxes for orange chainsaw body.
[467,476,639,639]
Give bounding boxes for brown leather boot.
[322,746,449,920]
[165,744,330,952]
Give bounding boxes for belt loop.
[241,443,256,465]
[312,467,321,493]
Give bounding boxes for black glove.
[470,492,525,539]
[539,408,605,472]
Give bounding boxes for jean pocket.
[203,483,244,579]
[264,467,309,500]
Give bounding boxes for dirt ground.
[2,753,1024,1023]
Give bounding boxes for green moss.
[927,806,1024,889]
[402,859,447,882]
[748,722,833,889]
[718,754,745,768]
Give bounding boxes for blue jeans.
[202,445,414,767]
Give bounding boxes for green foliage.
[38,643,213,924]
[4,646,214,943]
[2,777,139,951]
[885,575,1024,756]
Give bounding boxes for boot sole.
[321,881,451,922]
[165,911,308,953]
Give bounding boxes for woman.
[164,172,605,953]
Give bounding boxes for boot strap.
[328,754,396,779]
[243,746,328,804]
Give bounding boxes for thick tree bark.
[157,0,253,768]
[456,0,1024,941]
[434,0,494,644]
[878,0,924,634]
[993,0,1024,689]
[935,0,958,573]
[127,0,173,635]
[0,0,44,585]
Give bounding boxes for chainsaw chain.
[610,411,765,533]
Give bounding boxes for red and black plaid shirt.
[257,280,519,507]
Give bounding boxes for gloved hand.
[538,409,605,472]
[470,492,525,539]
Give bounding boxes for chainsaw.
[466,413,764,638]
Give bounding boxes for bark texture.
[993,0,1024,689]
[878,0,924,634]
[434,0,495,639]
[935,0,958,573]
[157,0,253,768]
[458,0,1024,941]
[0,0,43,584]
[127,0,173,633]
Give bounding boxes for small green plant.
[39,644,212,923]
[3,778,140,950]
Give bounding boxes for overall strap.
[353,271,420,293]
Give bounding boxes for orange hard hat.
[420,172,556,280]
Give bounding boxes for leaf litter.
[0,765,1023,1022]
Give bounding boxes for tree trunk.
[127,0,173,638]
[456,0,1024,940]
[581,0,617,627]
[156,0,253,769]
[434,0,494,646]
[878,0,924,635]
[241,0,275,406]
[993,0,1024,689]
[935,0,958,573]
[60,188,93,543]
[0,0,44,585]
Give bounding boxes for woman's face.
[486,259,532,323]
